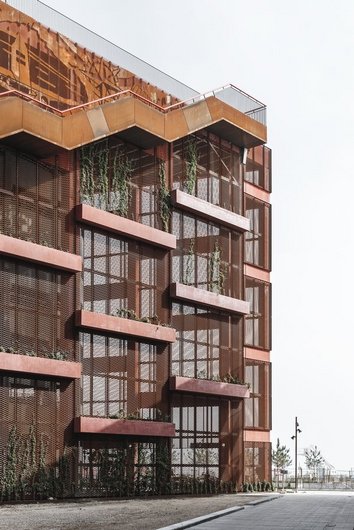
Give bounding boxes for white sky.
[43,0,354,471]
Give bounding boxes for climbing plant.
[80,144,95,204]
[184,138,198,195]
[111,146,134,217]
[158,161,171,232]
[96,141,109,209]
[184,238,195,285]
[210,241,226,294]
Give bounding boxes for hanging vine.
[158,161,171,232]
[210,241,226,294]
[184,238,195,285]
[111,146,134,217]
[80,144,95,205]
[96,141,109,209]
[184,138,198,195]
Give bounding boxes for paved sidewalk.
[186,492,354,529]
[0,493,277,530]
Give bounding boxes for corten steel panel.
[244,265,270,283]
[76,204,176,249]
[0,95,267,151]
[206,97,267,145]
[243,430,270,443]
[244,347,270,363]
[170,376,250,398]
[22,102,62,147]
[0,351,81,379]
[0,234,82,272]
[102,98,136,132]
[183,101,213,131]
[74,416,175,437]
[76,310,176,343]
[0,97,22,137]
[171,189,250,232]
[86,107,110,137]
[170,282,250,315]
[244,182,271,204]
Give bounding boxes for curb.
[156,495,280,530]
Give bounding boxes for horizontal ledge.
[170,376,250,398]
[0,352,81,379]
[76,310,176,343]
[170,283,249,315]
[171,189,250,232]
[76,204,176,250]
[0,234,82,272]
[244,182,271,204]
[244,264,271,283]
[74,416,175,437]
[243,429,270,443]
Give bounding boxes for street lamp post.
[291,416,301,492]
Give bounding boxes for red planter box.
[76,310,176,343]
[170,282,249,315]
[0,351,81,379]
[0,234,82,272]
[74,416,175,437]
[76,203,176,250]
[171,189,250,232]
[170,375,250,398]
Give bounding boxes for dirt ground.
[0,493,278,530]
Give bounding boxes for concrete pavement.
[185,492,354,530]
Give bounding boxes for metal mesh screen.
[244,360,271,430]
[78,139,164,231]
[80,332,168,420]
[0,146,75,253]
[172,133,242,215]
[245,146,272,192]
[172,211,242,298]
[82,227,168,322]
[244,441,272,483]
[245,277,271,350]
[245,195,271,271]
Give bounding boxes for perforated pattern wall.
[172,211,242,298]
[244,441,272,483]
[245,195,271,271]
[245,146,271,192]
[0,147,75,253]
[245,277,271,350]
[80,332,168,419]
[245,360,271,430]
[172,133,242,214]
[78,139,165,231]
[82,227,169,322]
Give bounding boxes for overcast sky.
[42,0,354,471]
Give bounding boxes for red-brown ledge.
[170,375,250,399]
[170,283,249,315]
[74,416,175,437]
[76,204,176,250]
[76,310,176,343]
[0,352,81,379]
[171,189,250,232]
[0,234,82,272]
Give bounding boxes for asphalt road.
[187,492,354,530]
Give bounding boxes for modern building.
[0,0,271,499]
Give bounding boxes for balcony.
[170,283,249,315]
[0,351,81,379]
[170,375,250,399]
[76,204,176,250]
[74,416,176,437]
[76,310,176,343]
[0,234,82,273]
[171,189,250,232]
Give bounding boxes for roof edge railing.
[0,85,267,125]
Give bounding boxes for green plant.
[111,146,134,217]
[45,350,68,361]
[96,141,109,209]
[184,138,198,195]
[184,238,195,285]
[80,144,95,204]
[210,241,226,294]
[158,161,171,232]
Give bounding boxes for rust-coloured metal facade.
[0,0,271,500]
